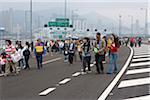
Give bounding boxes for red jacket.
[110,43,118,53]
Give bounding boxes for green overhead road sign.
[48,21,69,27]
[48,18,70,27]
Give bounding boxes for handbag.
[11,51,22,63]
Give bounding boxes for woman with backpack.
[107,34,119,74]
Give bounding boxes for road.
[0,45,134,100]
[106,44,150,100]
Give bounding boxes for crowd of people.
[0,33,143,77]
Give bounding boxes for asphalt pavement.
[107,44,150,100]
[0,46,130,100]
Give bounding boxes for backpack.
[23,49,30,56]
[35,43,44,55]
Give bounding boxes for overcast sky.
[0,0,149,27]
[0,0,148,2]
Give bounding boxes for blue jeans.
[19,58,25,69]
[108,53,118,74]
[36,55,43,69]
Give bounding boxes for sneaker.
[87,71,92,74]
[81,72,87,75]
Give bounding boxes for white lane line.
[72,72,81,77]
[39,87,56,96]
[118,77,150,88]
[126,68,150,75]
[59,78,71,85]
[132,57,150,62]
[97,46,133,100]
[130,62,150,67]
[133,55,150,58]
[42,57,61,65]
[123,95,150,100]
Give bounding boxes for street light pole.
[30,0,33,42]
[145,9,148,38]
[141,8,148,38]
[64,0,67,18]
[119,15,122,36]
[128,15,134,36]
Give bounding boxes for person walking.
[23,42,31,69]
[4,40,19,76]
[130,37,135,47]
[102,36,107,64]
[81,37,91,74]
[77,40,83,61]
[68,40,75,65]
[34,38,45,69]
[64,40,69,62]
[138,37,142,47]
[107,34,120,74]
[94,33,106,74]
[18,44,25,69]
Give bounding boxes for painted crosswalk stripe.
[134,53,150,56]
[39,87,56,96]
[133,55,150,58]
[132,58,150,62]
[59,78,71,85]
[126,68,150,75]
[123,95,150,100]
[130,62,150,67]
[72,72,81,77]
[42,57,61,65]
[118,77,150,88]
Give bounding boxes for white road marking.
[59,78,71,85]
[39,87,56,96]
[126,68,150,75]
[118,77,150,88]
[90,63,95,67]
[133,55,150,58]
[123,95,150,100]
[42,57,61,65]
[72,72,81,77]
[130,62,150,67]
[0,74,4,77]
[97,46,133,100]
[134,53,150,56]
[132,57,150,62]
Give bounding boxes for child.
[0,52,7,74]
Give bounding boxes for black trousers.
[95,54,104,73]
[79,52,82,61]
[24,56,30,69]
[82,56,91,72]
[68,53,74,64]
